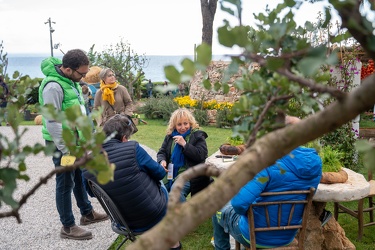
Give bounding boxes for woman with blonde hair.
[157,108,212,202]
[93,68,134,127]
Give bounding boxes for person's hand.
[160,160,168,172]
[173,135,186,147]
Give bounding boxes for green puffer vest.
[39,57,85,142]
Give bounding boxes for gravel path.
[0,125,158,250]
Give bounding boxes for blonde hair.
[166,108,199,135]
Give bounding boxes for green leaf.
[218,25,235,47]
[298,54,326,77]
[364,149,375,171]
[214,81,221,92]
[257,176,269,184]
[203,79,211,90]
[18,162,27,172]
[266,57,285,71]
[96,163,115,185]
[196,44,212,66]
[330,31,352,44]
[164,65,181,84]
[222,83,230,94]
[181,58,196,76]
[355,140,373,152]
[0,168,19,208]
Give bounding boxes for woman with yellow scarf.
[94,68,134,126]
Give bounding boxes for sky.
[0,0,337,57]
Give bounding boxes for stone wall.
[189,60,243,103]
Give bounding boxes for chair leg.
[369,197,374,222]
[116,237,128,250]
[333,202,339,220]
[235,240,241,250]
[358,199,364,241]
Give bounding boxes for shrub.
[193,109,208,126]
[320,123,361,172]
[216,108,237,128]
[138,94,178,121]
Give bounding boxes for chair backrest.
[247,187,315,250]
[87,179,138,241]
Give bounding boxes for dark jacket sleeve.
[157,135,171,164]
[184,130,212,196]
[183,130,208,167]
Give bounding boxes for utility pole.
[44,18,56,57]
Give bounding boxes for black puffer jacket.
[83,140,167,231]
[157,129,212,195]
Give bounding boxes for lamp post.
[44,17,56,57]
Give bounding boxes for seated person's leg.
[213,203,250,250]
[180,181,190,202]
[190,176,212,196]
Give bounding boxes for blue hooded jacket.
[231,146,322,248]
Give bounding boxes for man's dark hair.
[103,114,134,141]
[62,49,89,70]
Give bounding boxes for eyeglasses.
[106,73,116,78]
[74,69,89,78]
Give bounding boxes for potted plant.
[131,113,140,126]
[319,146,348,184]
[219,136,246,155]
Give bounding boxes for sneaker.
[319,209,332,227]
[80,209,109,226]
[60,225,92,240]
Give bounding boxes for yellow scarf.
[100,81,118,105]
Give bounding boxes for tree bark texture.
[200,0,217,47]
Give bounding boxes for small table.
[205,150,236,170]
[206,151,369,249]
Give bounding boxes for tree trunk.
[200,0,218,48]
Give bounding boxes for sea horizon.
[6,54,230,81]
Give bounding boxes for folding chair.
[235,187,315,250]
[334,170,375,240]
[87,179,143,250]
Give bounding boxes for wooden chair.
[333,170,375,240]
[87,179,143,250]
[235,187,315,250]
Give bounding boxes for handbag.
[126,115,138,134]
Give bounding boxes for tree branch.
[0,155,92,222]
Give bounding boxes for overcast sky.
[1,0,334,57]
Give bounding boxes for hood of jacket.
[278,146,322,180]
[41,57,62,77]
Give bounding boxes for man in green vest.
[39,49,108,240]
